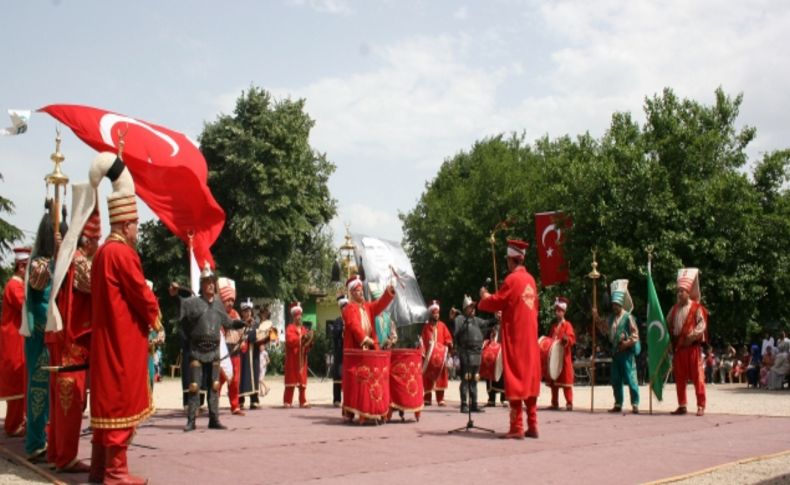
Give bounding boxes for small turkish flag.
[534,211,571,286]
[39,104,225,268]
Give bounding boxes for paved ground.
[1,377,789,484]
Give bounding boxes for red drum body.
[389,349,424,413]
[480,341,503,381]
[422,342,448,384]
[538,336,554,380]
[342,350,391,419]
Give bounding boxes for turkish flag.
[534,211,571,286]
[39,104,225,268]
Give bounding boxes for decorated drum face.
[342,349,391,419]
[422,341,448,384]
[538,336,554,380]
[389,349,424,412]
[548,340,565,380]
[255,320,273,343]
[480,341,502,381]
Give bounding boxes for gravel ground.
[2,377,788,484]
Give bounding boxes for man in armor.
[454,295,490,413]
[179,265,245,432]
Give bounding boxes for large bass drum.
[388,349,423,421]
[548,339,565,381]
[342,349,391,422]
[479,340,503,381]
[422,341,448,385]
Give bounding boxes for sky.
[1,0,788,260]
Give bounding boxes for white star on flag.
[546,247,554,257]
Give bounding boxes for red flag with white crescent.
[534,211,571,286]
[39,104,225,268]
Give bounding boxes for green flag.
[647,264,671,400]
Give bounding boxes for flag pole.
[648,247,654,415]
[488,219,511,291]
[588,250,600,413]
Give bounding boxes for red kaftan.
[548,320,576,387]
[284,324,311,387]
[48,252,92,469]
[89,239,159,432]
[0,275,26,435]
[342,290,394,350]
[478,266,541,400]
[421,321,452,391]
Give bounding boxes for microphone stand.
[448,368,495,434]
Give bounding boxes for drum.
[255,320,273,343]
[342,349,391,420]
[389,349,424,417]
[538,336,553,380]
[480,340,503,381]
[219,331,233,380]
[548,340,565,381]
[422,341,448,384]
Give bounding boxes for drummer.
[453,295,491,413]
[341,275,395,351]
[421,300,453,407]
[544,297,576,411]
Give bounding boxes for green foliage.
[267,344,284,375]
[199,86,337,301]
[0,174,24,255]
[401,88,788,343]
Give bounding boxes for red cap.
[506,239,529,257]
[13,247,31,262]
[346,275,363,291]
[82,210,101,240]
[290,301,303,316]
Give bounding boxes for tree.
[0,175,23,254]
[401,88,788,343]
[139,86,337,303]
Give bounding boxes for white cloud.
[331,203,401,243]
[286,0,353,16]
[453,6,468,20]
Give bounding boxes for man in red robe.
[479,239,541,439]
[217,277,244,415]
[283,302,313,408]
[341,275,394,351]
[545,297,576,411]
[45,208,101,473]
[0,247,30,437]
[88,152,160,485]
[421,300,453,406]
[668,268,708,417]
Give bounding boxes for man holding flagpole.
[667,268,708,416]
[646,259,671,404]
[479,239,541,439]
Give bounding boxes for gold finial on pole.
[339,223,357,288]
[588,248,601,413]
[45,126,69,257]
[488,219,511,291]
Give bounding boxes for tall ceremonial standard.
[478,239,541,439]
[88,152,160,485]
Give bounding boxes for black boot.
[183,418,196,432]
[208,417,227,430]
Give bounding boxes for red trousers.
[423,390,445,404]
[550,386,573,406]
[3,398,25,436]
[218,355,241,411]
[51,371,87,469]
[283,386,307,406]
[508,397,538,433]
[673,345,706,408]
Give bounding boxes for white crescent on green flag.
[0,109,30,135]
[647,263,671,400]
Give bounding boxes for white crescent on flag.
[99,113,180,157]
[541,223,561,246]
[648,320,666,343]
